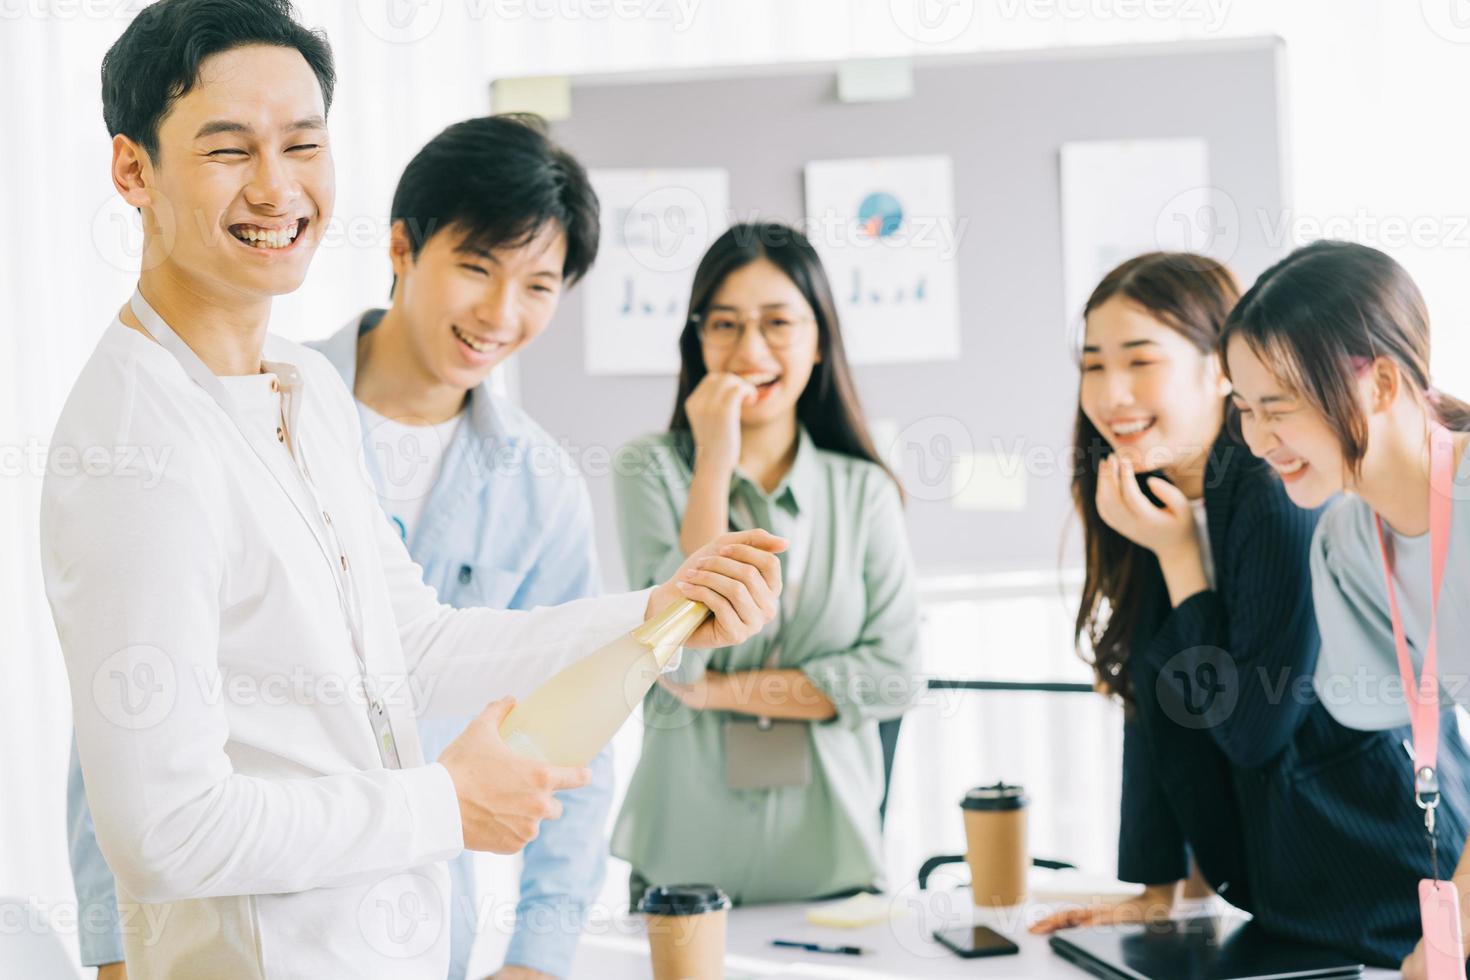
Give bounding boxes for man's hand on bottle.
[440,697,591,853]
[648,529,787,649]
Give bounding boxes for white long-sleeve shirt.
[40,308,650,979]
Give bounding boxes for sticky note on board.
[952,452,1028,512]
[836,58,914,103]
[491,76,572,121]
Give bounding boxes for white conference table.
[571,886,1400,979]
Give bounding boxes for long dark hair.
[1220,240,1470,474]
[668,223,899,492]
[1073,253,1240,703]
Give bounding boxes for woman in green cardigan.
[611,222,920,906]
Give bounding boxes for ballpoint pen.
[772,939,869,956]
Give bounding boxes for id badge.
[369,699,402,770]
[1419,879,1464,978]
[724,718,810,790]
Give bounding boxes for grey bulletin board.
[508,37,1289,588]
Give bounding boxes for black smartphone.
[932,924,1021,959]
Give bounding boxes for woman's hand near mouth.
[685,371,757,473]
[1096,455,1210,606]
[678,372,758,557]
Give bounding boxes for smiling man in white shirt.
[40,2,784,978]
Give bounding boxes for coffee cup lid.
[637,884,732,916]
[961,782,1027,811]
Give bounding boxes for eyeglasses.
[692,310,815,351]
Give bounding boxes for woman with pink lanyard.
[1224,240,1470,979]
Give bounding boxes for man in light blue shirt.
[69,113,611,980]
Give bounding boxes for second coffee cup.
[638,883,731,980]
[962,782,1028,907]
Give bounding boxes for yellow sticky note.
[805,892,906,929]
[952,452,1027,512]
[491,76,572,121]
[837,58,914,103]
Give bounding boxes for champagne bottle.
[499,598,710,766]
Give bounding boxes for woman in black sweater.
[1030,252,1470,966]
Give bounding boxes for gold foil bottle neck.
[631,598,709,653]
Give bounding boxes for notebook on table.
[1049,915,1363,980]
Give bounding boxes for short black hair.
[102,0,335,161]
[390,114,600,287]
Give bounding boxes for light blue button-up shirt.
[67,309,612,979]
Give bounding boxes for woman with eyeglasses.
[609,222,919,907]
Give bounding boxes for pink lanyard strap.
[1375,424,1456,822]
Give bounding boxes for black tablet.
[1048,915,1362,980]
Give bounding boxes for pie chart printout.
[857,190,904,240]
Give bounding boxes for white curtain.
[8,0,1470,972]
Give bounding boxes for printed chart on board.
[582,168,730,375]
[803,155,962,365]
